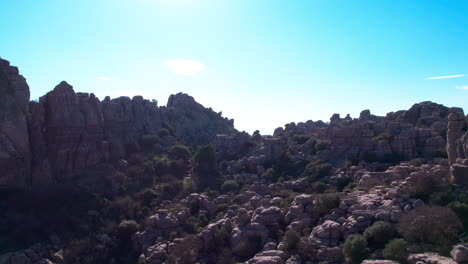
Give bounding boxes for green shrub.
[343,234,370,264]
[311,182,328,193]
[383,239,408,263]
[372,133,394,142]
[364,221,394,246]
[283,229,300,251]
[314,193,340,216]
[344,182,357,191]
[336,177,353,192]
[221,180,240,193]
[398,205,462,254]
[345,155,359,167]
[183,178,197,194]
[189,200,200,215]
[260,168,278,182]
[315,140,331,151]
[117,220,139,239]
[302,160,332,181]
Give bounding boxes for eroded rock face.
[0,57,31,187]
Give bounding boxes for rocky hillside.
[1,57,468,264]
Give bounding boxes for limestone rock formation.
[0,58,236,189]
[0,57,31,187]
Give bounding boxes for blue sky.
[1,0,467,134]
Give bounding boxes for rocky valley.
[2,57,468,264]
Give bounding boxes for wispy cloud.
[165,59,205,75]
[456,85,468,90]
[426,74,465,80]
[112,89,150,98]
[97,76,112,81]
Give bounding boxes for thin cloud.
[97,76,112,81]
[165,59,205,75]
[112,89,150,98]
[456,85,468,90]
[426,74,464,80]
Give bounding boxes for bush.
[283,229,300,251]
[260,168,278,182]
[315,140,331,152]
[398,205,462,254]
[221,180,240,193]
[311,182,328,193]
[302,160,332,181]
[314,193,340,216]
[183,178,197,194]
[383,239,408,263]
[364,221,394,246]
[372,133,394,142]
[336,177,353,192]
[117,220,139,239]
[343,234,370,264]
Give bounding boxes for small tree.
[193,145,219,188]
[364,221,395,246]
[383,239,408,263]
[221,180,240,193]
[343,234,370,264]
[314,193,340,216]
[283,229,300,251]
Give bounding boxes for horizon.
[2,0,468,134]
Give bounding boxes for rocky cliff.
[0,58,31,188]
[0,57,236,189]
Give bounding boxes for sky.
[1,0,468,134]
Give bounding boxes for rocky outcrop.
[161,93,235,145]
[0,57,31,187]
[273,101,450,165]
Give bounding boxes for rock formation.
[0,58,31,188]
[0,57,236,189]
